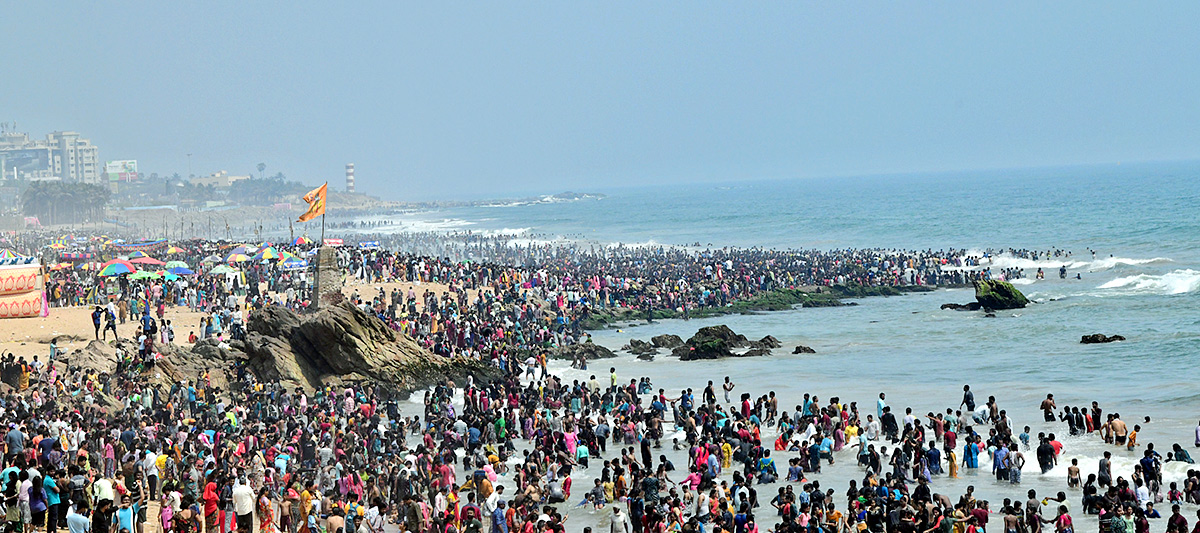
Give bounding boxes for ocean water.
[390,162,1200,531]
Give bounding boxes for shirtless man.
[1067,458,1081,488]
[1112,414,1129,445]
[1040,394,1056,422]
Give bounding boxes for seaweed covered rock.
[1081,334,1125,344]
[675,325,750,361]
[973,280,1029,310]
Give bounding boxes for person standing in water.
[961,385,976,412]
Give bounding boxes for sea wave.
[1097,269,1200,295]
[954,251,1171,273]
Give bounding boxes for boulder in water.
[940,302,982,311]
[627,339,657,355]
[676,325,750,361]
[1080,334,1125,344]
[650,334,683,349]
[973,279,1029,310]
[792,345,816,354]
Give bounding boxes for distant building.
[0,130,101,183]
[346,163,355,193]
[190,170,251,188]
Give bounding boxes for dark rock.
[741,347,772,357]
[677,325,750,361]
[627,339,657,355]
[755,335,782,349]
[974,279,1029,310]
[636,354,655,361]
[984,313,997,318]
[552,343,616,360]
[650,334,684,349]
[1081,334,1125,344]
[792,345,816,354]
[940,302,982,311]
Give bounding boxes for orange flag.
[297,182,327,222]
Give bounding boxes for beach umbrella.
[128,251,148,258]
[50,263,72,271]
[129,271,160,280]
[280,258,308,270]
[226,253,251,263]
[98,259,136,277]
[293,236,312,245]
[167,266,196,276]
[253,247,282,261]
[0,249,21,259]
[201,254,222,264]
[166,246,185,254]
[130,257,165,266]
[48,243,66,249]
[165,260,189,269]
[163,273,180,281]
[209,264,236,275]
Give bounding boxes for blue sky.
[4,3,1198,200]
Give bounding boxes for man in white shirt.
[232,478,256,533]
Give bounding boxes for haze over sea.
[390,161,1200,522]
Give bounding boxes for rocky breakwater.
[236,302,502,392]
[670,325,784,361]
[942,279,1029,312]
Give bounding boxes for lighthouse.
[345,163,355,193]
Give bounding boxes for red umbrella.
[130,257,165,266]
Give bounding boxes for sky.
[4,3,1199,200]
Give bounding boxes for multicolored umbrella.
[252,247,282,261]
[167,266,196,276]
[97,259,136,277]
[166,246,185,254]
[128,251,148,258]
[226,253,251,263]
[280,258,308,270]
[209,264,236,275]
[47,243,66,249]
[0,249,21,259]
[50,263,72,271]
[293,236,313,245]
[201,254,222,264]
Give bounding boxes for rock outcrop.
[974,280,1029,310]
[650,334,684,349]
[1081,334,1125,344]
[552,343,616,360]
[237,302,502,392]
[941,280,1029,311]
[672,325,754,361]
[627,339,658,356]
[792,345,816,354]
[940,302,982,311]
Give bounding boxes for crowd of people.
[4,231,1176,533]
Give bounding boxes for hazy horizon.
[5,2,1199,200]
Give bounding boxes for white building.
[0,130,101,183]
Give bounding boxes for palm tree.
[257,162,266,180]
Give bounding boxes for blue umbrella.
[167,266,196,276]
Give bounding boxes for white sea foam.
[1097,269,1200,295]
[952,251,1170,273]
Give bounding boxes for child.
[1019,426,1031,450]
[1127,425,1141,450]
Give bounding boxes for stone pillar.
[311,246,344,309]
